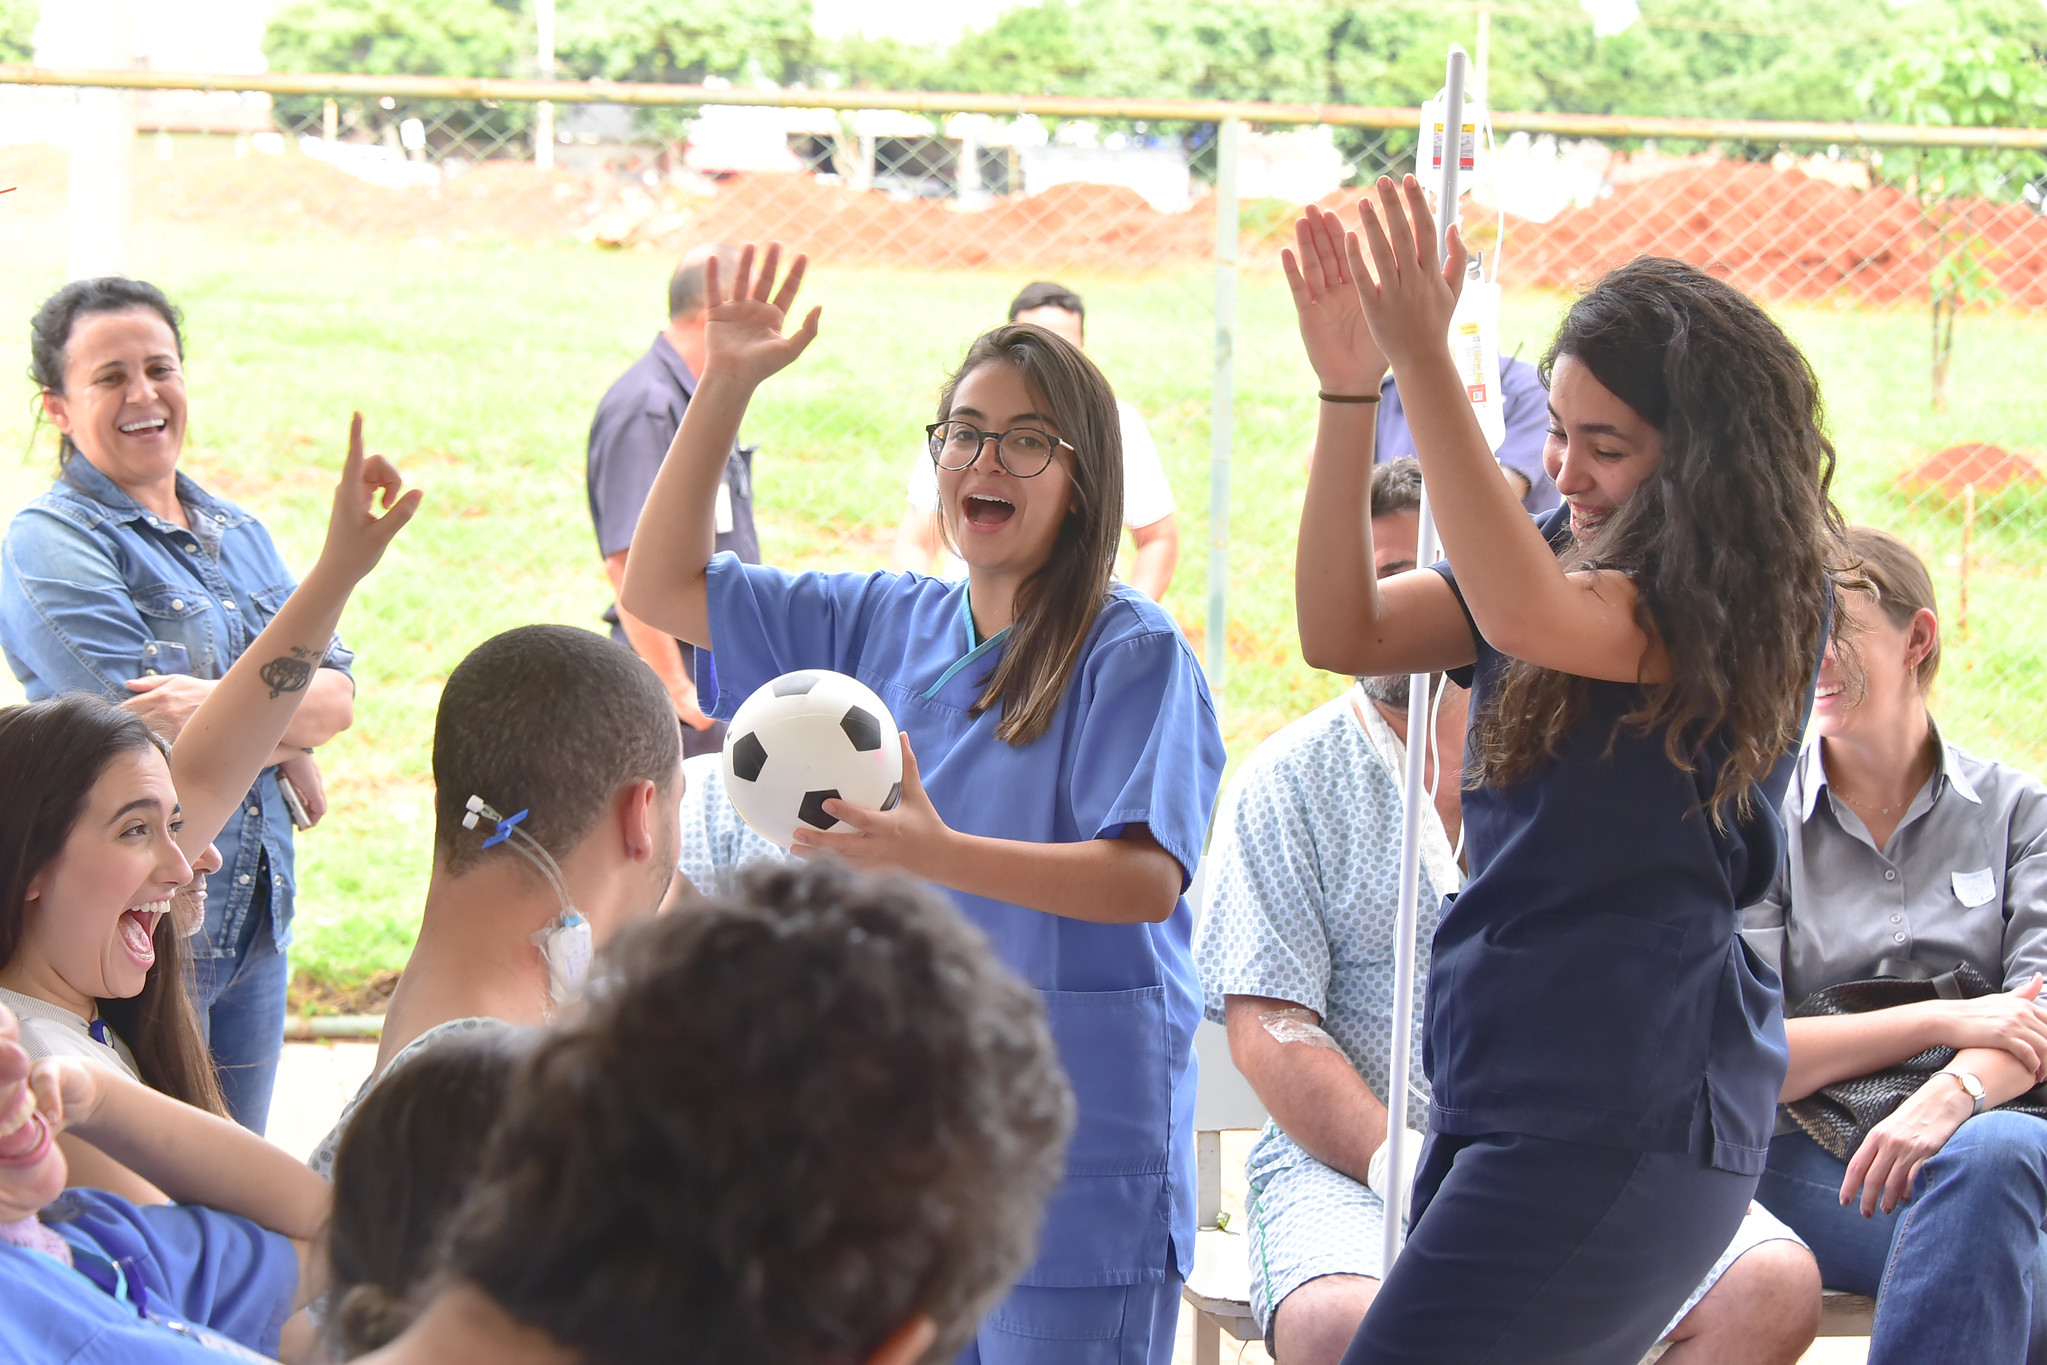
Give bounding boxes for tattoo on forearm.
[259,648,316,699]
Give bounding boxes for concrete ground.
[266,1043,1868,1365]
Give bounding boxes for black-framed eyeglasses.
[925,420,1075,478]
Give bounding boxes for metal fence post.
[1206,114,1240,703]
[534,0,555,169]
[58,0,135,281]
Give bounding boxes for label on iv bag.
[1427,121,1478,173]
[1449,301,1506,451]
[1457,321,1488,403]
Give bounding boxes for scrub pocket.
[1462,913,1688,1118]
[968,1282,1178,1365]
[1022,985,1174,1287]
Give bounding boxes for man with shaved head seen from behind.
[356,861,1075,1365]
[305,624,682,1176]
[587,243,754,757]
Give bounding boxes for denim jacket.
[0,458,354,958]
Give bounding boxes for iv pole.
[1379,41,1467,1275]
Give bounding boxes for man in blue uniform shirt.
[1377,355,1557,512]
[587,242,758,758]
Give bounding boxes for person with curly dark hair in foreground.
[355,859,1076,1365]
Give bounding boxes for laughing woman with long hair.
[0,429,417,1199]
[1290,185,1844,1363]
[622,244,1225,1365]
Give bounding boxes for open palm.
[1283,204,1388,393]
[1346,176,1469,372]
[702,241,824,388]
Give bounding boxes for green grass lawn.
[0,210,2042,992]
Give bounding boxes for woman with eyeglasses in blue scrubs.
[1289,184,1845,1365]
[621,243,1226,1365]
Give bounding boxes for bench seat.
[1181,1226,1878,1362]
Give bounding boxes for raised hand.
[1283,204,1388,394]
[314,412,424,585]
[1346,176,1470,372]
[701,241,824,389]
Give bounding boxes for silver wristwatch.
[1941,1069,1987,1118]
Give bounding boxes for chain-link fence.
[0,69,2042,986]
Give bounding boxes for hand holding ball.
[722,671,905,849]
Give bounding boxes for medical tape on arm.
[1259,1005,1342,1051]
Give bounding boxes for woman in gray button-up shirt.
[1744,527,2047,1364]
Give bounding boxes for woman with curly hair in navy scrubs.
[1289,183,1844,1364]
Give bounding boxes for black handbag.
[1785,957,2047,1160]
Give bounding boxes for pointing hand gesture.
[702,241,824,389]
[315,411,423,585]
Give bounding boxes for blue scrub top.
[1427,508,1813,1175]
[703,555,1227,1287]
[1,1189,299,1361]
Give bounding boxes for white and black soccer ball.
[722,670,904,850]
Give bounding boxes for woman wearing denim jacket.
[0,278,359,1133]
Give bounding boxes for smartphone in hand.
[279,773,314,830]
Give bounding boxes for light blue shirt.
[0,1188,299,1361]
[702,554,1226,1287]
[677,753,788,898]
[0,458,353,956]
[1195,693,1451,1135]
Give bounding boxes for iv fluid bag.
[1417,88,1483,182]
[1451,256,1506,452]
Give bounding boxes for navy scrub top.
[1426,507,1812,1175]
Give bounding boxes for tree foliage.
[0,0,35,66]
[552,0,812,85]
[1860,32,2047,202]
[266,0,808,84]
[1855,31,2047,410]
[266,0,527,78]
[262,0,2047,141]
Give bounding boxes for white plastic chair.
[1181,859,1267,1363]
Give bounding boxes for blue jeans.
[1760,1118,2047,1363]
[1756,1129,1902,1296]
[189,879,288,1134]
[954,1278,1181,1365]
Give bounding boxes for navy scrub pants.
[1339,1130,1756,1365]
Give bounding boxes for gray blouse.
[1742,727,2047,1004]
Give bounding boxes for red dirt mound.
[9,137,2046,304]
[1508,160,2047,307]
[677,173,1215,269]
[1899,443,2047,496]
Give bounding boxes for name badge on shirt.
[715,481,735,534]
[1953,866,1997,908]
